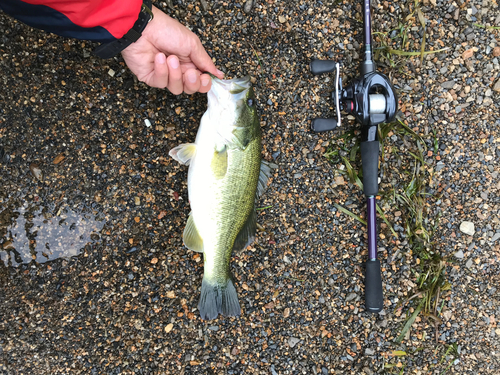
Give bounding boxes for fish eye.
[247,98,254,107]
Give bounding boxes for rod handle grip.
[310,60,337,75]
[365,259,383,313]
[360,140,379,196]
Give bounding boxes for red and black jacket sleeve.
[0,0,143,43]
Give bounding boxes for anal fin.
[183,214,204,252]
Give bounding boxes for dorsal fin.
[257,160,277,198]
[233,209,257,252]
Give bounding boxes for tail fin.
[198,277,241,320]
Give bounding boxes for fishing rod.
[310,0,397,312]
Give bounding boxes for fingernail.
[188,73,198,83]
[170,57,179,69]
[201,78,210,87]
[216,69,224,77]
[157,53,166,64]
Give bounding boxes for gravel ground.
[1,0,499,374]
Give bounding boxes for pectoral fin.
[233,209,257,252]
[211,146,228,180]
[183,214,204,252]
[169,143,197,165]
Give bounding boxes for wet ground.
[1,0,500,374]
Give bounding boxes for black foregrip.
[365,259,383,313]
[310,60,337,75]
[360,140,379,196]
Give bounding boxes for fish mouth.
[209,74,251,94]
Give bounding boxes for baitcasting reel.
[310,61,397,131]
[310,0,398,313]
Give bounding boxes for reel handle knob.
[311,118,338,133]
[310,60,337,75]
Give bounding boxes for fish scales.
[169,75,272,320]
[200,137,261,279]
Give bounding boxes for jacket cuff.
[94,0,153,59]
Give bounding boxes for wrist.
[94,0,153,59]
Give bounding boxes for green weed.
[473,23,500,30]
[333,203,366,225]
[325,117,451,352]
[438,343,459,374]
[250,44,263,73]
[373,0,449,70]
[256,205,273,211]
[379,120,450,344]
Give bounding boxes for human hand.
[121,6,223,94]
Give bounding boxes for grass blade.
[396,119,421,139]
[420,28,426,65]
[334,203,367,225]
[250,44,263,71]
[473,23,500,30]
[416,6,427,65]
[256,205,273,211]
[376,204,398,238]
[341,156,363,190]
[387,47,449,56]
[395,299,424,343]
[405,177,418,198]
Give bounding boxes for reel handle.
[311,118,338,133]
[310,61,342,130]
[310,60,337,75]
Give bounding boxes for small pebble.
[345,293,358,302]
[459,221,475,236]
[441,80,455,89]
[243,0,253,14]
[288,337,300,348]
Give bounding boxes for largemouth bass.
[169,75,272,320]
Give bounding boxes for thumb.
[190,40,224,79]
